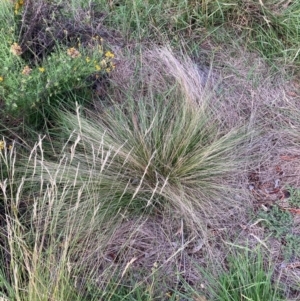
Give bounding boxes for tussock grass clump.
[37,47,252,231]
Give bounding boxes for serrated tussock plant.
[32,47,252,232]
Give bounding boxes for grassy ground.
[1,0,300,300]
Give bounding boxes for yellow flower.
[105,51,115,58]
[14,1,24,15]
[67,47,80,58]
[10,43,22,56]
[0,140,4,150]
[0,76,3,82]
[22,65,32,75]
[85,57,91,63]
[95,65,101,71]
[14,3,19,14]
[38,67,45,73]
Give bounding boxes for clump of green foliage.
[195,246,283,301]
[0,0,115,128]
[287,186,300,208]
[258,205,294,238]
[214,248,283,301]
[1,43,114,111]
[258,205,300,259]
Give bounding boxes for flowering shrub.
[0,41,115,115]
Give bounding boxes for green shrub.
[0,0,115,129]
[0,42,114,112]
